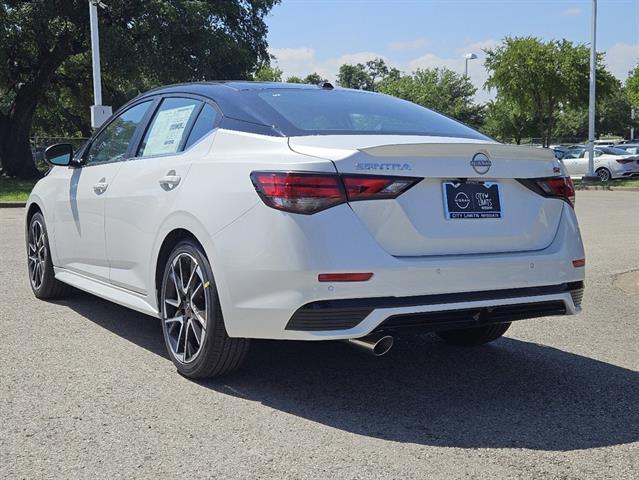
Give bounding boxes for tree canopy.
[484,36,616,146]
[378,67,484,128]
[0,0,279,178]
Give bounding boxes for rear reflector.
[318,273,374,282]
[572,259,586,268]
[251,171,420,214]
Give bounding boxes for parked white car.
[27,82,586,378]
[561,146,639,181]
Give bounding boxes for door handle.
[159,171,181,190]
[93,178,108,194]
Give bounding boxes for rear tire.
[436,322,511,346]
[596,168,611,182]
[160,240,249,378]
[27,212,72,299]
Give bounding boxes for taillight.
[533,176,576,207]
[616,158,635,164]
[250,171,420,214]
[250,172,345,214]
[342,175,420,201]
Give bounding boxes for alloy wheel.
[162,253,208,364]
[597,169,610,182]
[27,219,46,290]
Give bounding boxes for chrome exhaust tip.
[345,333,394,356]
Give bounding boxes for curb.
[0,202,26,208]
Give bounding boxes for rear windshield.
[598,147,629,155]
[252,89,489,140]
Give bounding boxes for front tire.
[436,322,511,346]
[160,240,249,378]
[27,212,72,299]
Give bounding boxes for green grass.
[0,177,37,202]
[573,178,639,188]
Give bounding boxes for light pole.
[89,1,112,128]
[464,53,477,77]
[584,0,599,181]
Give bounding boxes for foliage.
[303,72,323,85]
[378,67,484,128]
[553,80,636,139]
[286,75,303,83]
[484,36,616,147]
[0,0,279,178]
[627,65,639,109]
[254,65,283,82]
[337,58,399,91]
[483,96,536,144]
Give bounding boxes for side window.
[184,104,220,149]
[138,98,201,157]
[86,101,152,165]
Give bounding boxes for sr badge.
[470,153,491,175]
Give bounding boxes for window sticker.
[143,105,195,156]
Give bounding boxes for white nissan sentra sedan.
[27,82,585,378]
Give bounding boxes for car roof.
[133,81,335,134]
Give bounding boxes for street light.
[464,53,477,77]
[89,0,112,128]
[584,0,599,181]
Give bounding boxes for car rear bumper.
[211,201,585,340]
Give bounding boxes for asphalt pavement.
[1,191,638,479]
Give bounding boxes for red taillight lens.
[616,158,635,164]
[250,172,345,214]
[535,176,576,207]
[251,172,421,214]
[342,175,420,201]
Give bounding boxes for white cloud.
[269,40,500,103]
[604,42,639,82]
[387,38,430,51]
[269,48,386,81]
[561,7,582,16]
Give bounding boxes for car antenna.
[319,81,334,90]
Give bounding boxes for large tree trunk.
[0,111,42,179]
[0,43,73,179]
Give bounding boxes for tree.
[0,0,279,178]
[286,75,303,83]
[627,65,639,109]
[554,79,636,140]
[484,36,615,147]
[254,65,283,82]
[303,72,323,85]
[378,67,484,128]
[483,96,536,144]
[337,64,370,90]
[336,58,399,91]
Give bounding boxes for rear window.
[598,147,631,156]
[253,89,488,140]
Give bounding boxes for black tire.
[160,239,249,378]
[27,212,72,299]
[596,168,611,182]
[436,322,511,346]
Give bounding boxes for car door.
[51,100,154,281]
[561,149,586,176]
[105,96,221,294]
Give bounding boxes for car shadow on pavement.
[59,292,639,452]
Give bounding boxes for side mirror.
[44,143,74,167]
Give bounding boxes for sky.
[265,0,639,102]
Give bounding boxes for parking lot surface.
[1,191,638,479]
